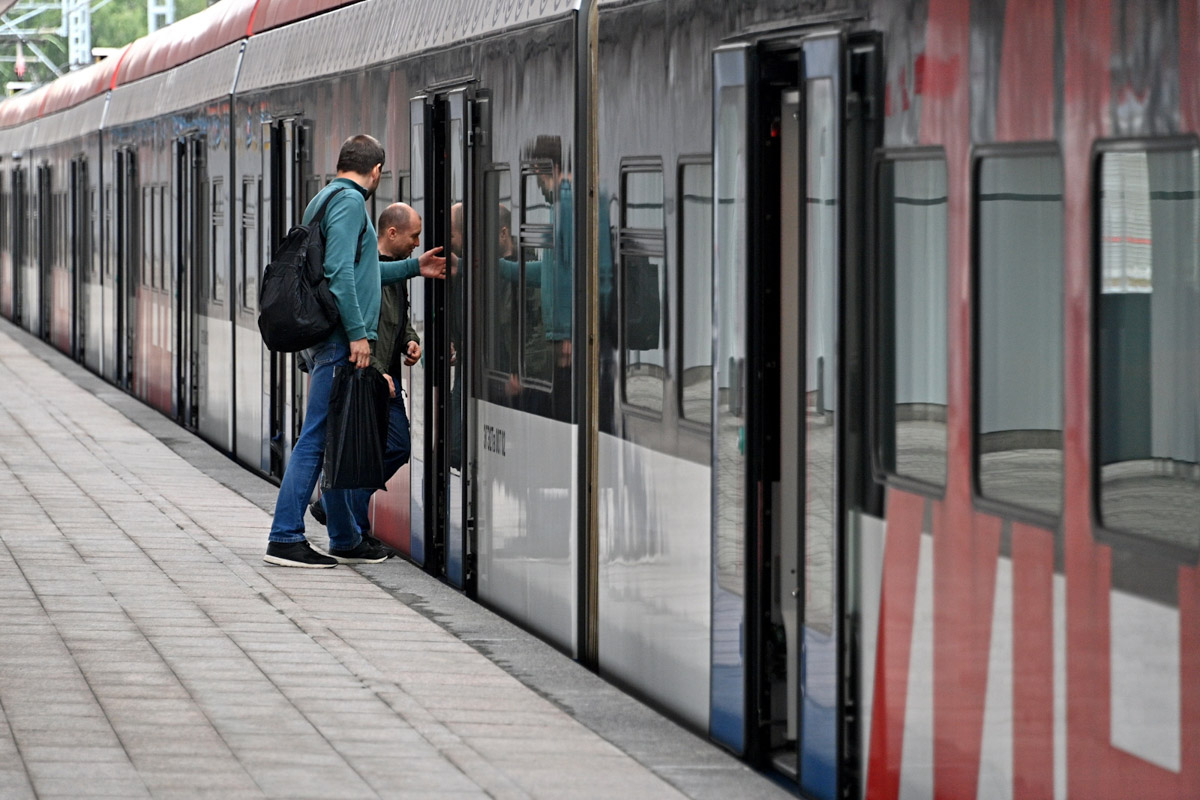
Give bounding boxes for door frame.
[713,27,882,795]
[409,85,484,590]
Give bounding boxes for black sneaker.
[326,538,388,564]
[263,540,338,569]
[309,500,327,526]
[359,527,385,550]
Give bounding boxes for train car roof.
[0,84,49,130]
[106,41,245,128]
[32,93,108,149]
[117,0,363,86]
[40,49,129,117]
[0,0,365,130]
[236,0,581,95]
[249,0,363,34]
[115,0,257,85]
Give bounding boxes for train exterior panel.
[1,1,1196,797]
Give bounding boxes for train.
[0,0,1196,797]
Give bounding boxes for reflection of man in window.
[492,203,550,403]
[530,137,572,363]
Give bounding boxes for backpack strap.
[313,185,370,262]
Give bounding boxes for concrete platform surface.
[0,321,791,800]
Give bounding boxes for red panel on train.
[0,85,47,127]
[115,0,257,85]
[40,51,127,116]
[249,0,362,34]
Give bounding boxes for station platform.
[0,320,789,800]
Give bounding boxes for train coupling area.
[0,320,789,800]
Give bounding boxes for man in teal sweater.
[265,134,445,568]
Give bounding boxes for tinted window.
[621,166,666,414]
[879,157,948,487]
[679,162,713,423]
[210,178,224,303]
[482,170,518,393]
[520,170,555,389]
[976,153,1064,517]
[241,178,256,308]
[1097,149,1200,551]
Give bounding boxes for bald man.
[311,202,444,549]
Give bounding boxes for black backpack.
[258,188,357,353]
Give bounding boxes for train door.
[176,138,201,429]
[263,119,310,477]
[409,88,480,588]
[70,158,87,360]
[712,33,880,795]
[12,165,26,328]
[114,148,138,389]
[36,163,52,341]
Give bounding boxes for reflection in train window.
[241,178,256,309]
[679,161,713,424]
[878,156,948,488]
[211,179,225,303]
[1096,148,1200,552]
[142,186,152,287]
[0,175,7,258]
[157,187,166,290]
[374,170,393,218]
[975,152,1063,518]
[620,165,666,414]
[519,169,555,390]
[482,169,519,396]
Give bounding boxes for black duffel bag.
[322,365,390,491]
[258,188,353,353]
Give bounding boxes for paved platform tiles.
[0,322,789,800]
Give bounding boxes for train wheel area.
[0,317,789,800]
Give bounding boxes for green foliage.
[3,0,214,95]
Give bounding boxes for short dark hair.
[337,134,385,175]
[529,135,562,171]
[498,204,511,232]
[377,202,413,233]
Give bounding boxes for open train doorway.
[408,87,486,590]
[712,30,880,796]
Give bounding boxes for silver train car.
[3,0,1199,797]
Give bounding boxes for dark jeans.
[269,340,359,550]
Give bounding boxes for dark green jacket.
[371,252,420,378]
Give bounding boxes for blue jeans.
[348,394,411,532]
[268,340,361,551]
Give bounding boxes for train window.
[519,168,555,390]
[1096,147,1200,552]
[211,179,225,303]
[482,169,519,395]
[142,186,152,287]
[103,186,112,277]
[241,177,256,310]
[158,187,166,290]
[878,155,948,488]
[975,151,1064,519]
[678,160,713,424]
[0,176,7,258]
[620,165,666,414]
[376,171,393,208]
